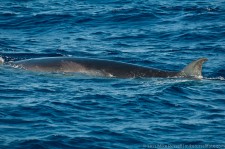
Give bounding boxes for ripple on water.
[1,0,225,148]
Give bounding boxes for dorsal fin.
[179,58,208,79]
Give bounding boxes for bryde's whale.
[0,57,207,79]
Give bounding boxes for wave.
[0,53,64,62]
[0,13,74,30]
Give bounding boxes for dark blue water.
[0,1,225,148]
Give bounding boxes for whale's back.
[12,57,173,78]
[6,57,207,79]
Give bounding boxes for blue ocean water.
[0,0,225,148]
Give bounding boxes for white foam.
[194,75,203,80]
[0,57,4,64]
[205,76,225,81]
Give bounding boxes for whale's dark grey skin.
[1,57,207,79]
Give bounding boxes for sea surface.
[0,0,225,149]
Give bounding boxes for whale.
[0,57,207,79]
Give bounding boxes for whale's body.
[3,57,207,79]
